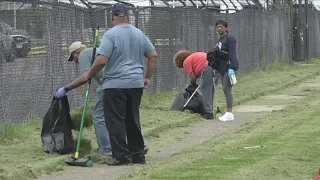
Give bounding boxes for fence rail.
[0,1,320,125]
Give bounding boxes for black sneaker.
[106,158,132,166]
[144,146,149,154]
[132,156,146,164]
[201,113,214,120]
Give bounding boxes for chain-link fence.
[306,10,320,59]
[0,1,316,125]
[293,6,320,61]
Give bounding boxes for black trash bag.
[207,43,230,70]
[41,96,74,155]
[170,84,205,114]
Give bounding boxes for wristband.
[64,87,70,92]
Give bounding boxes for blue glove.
[56,87,68,98]
[228,69,235,76]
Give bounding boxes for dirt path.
[37,70,320,180]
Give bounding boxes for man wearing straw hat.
[59,41,113,157]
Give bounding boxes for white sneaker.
[218,112,235,122]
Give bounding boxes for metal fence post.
[89,8,96,43]
[298,0,304,61]
[304,0,308,60]
[134,8,139,28]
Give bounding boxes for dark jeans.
[103,88,145,162]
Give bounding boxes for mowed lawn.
[123,90,320,180]
[0,62,320,180]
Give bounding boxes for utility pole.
[304,0,308,60]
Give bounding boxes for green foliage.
[73,137,92,158]
[0,120,41,143]
[306,57,320,64]
[69,104,94,158]
[268,59,292,71]
[70,105,94,131]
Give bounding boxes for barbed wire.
[0,0,299,11]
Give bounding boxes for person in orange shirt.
[173,50,215,119]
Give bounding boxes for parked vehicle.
[0,21,31,62]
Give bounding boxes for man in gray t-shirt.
[56,41,149,158]
[55,3,157,166]
[93,3,157,166]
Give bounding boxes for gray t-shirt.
[97,24,155,89]
[78,47,104,85]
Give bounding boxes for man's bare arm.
[145,50,158,79]
[87,55,108,80]
[64,73,88,91]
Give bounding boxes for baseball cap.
[110,3,129,17]
[67,41,87,61]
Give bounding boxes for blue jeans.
[93,87,112,156]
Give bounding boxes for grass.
[141,61,320,112]
[122,86,320,180]
[305,56,320,64]
[0,120,67,180]
[0,60,320,180]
